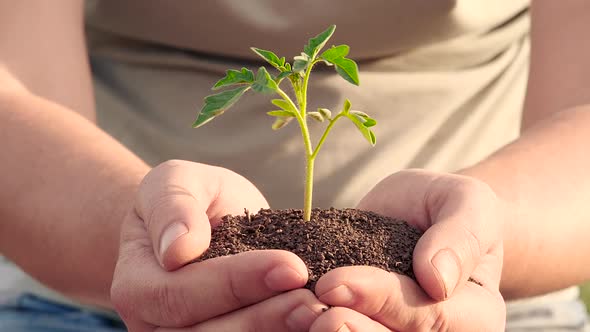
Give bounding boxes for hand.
[111,160,326,331]
[311,170,506,331]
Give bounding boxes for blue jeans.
[0,293,126,331]
[1,290,587,331]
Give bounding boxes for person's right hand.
[110,160,326,332]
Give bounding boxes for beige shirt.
[87,0,528,60]
[85,0,530,209]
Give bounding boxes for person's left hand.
[309,170,506,332]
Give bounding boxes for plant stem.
[277,82,315,221]
[303,114,345,221]
[299,61,319,221]
[311,113,344,160]
[278,60,322,221]
[303,155,314,221]
[299,60,317,221]
[300,60,317,116]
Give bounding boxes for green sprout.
[193,25,376,221]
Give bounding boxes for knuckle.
[150,282,193,327]
[136,160,192,220]
[313,307,353,331]
[372,281,403,321]
[225,267,248,308]
[412,303,450,332]
[155,159,186,172]
[142,188,196,231]
[223,263,309,309]
[289,288,316,300]
[455,176,498,203]
[458,222,484,261]
[140,160,181,192]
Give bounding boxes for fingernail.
[286,304,318,332]
[159,222,189,265]
[431,248,461,299]
[318,285,355,306]
[337,324,352,332]
[264,265,305,291]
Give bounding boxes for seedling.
[193,25,376,221]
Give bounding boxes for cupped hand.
[111,160,326,331]
[311,170,506,331]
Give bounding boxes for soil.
[198,208,424,290]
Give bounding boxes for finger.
[156,289,327,332]
[356,170,438,231]
[136,160,269,270]
[357,170,502,300]
[413,175,503,301]
[311,307,392,332]
[113,214,308,328]
[315,266,505,332]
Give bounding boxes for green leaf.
[319,43,360,86]
[251,48,284,70]
[272,117,293,130]
[276,71,292,81]
[342,99,352,114]
[308,111,324,122]
[350,110,369,117]
[303,25,336,58]
[320,45,350,62]
[331,57,360,86]
[293,60,308,72]
[267,110,295,117]
[347,113,377,146]
[213,68,254,90]
[350,110,376,127]
[363,118,377,127]
[293,53,311,72]
[252,67,278,93]
[318,108,332,119]
[193,86,250,127]
[271,99,298,113]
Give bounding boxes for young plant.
[193,25,376,221]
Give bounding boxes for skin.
[2,0,590,331]
[0,78,147,308]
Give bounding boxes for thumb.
[412,176,502,301]
[135,160,269,271]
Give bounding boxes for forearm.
[0,0,94,120]
[459,107,590,299]
[0,90,149,308]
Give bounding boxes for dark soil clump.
[198,208,423,290]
